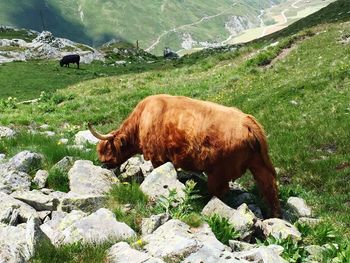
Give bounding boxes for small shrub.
[206,214,240,245]
[181,212,203,227]
[322,243,350,263]
[154,180,202,224]
[257,235,308,263]
[0,96,17,111]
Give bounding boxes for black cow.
[59,54,80,69]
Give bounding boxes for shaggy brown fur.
[92,94,281,217]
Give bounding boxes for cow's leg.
[77,62,79,69]
[207,171,230,198]
[249,156,281,218]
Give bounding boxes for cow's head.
[88,123,131,168]
[59,60,64,67]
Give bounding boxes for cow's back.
[137,95,250,170]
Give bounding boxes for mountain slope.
[0,0,285,53]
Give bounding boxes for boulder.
[107,242,165,263]
[119,156,144,183]
[140,162,185,199]
[0,192,38,223]
[51,156,74,173]
[41,208,136,245]
[68,160,118,195]
[143,219,200,260]
[0,216,47,263]
[232,246,288,263]
[202,197,256,240]
[0,206,20,226]
[74,130,99,145]
[6,151,43,173]
[286,197,312,218]
[120,155,153,178]
[0,168,31,193]
[11,190,59,211]
[0,126,16,138]
[297,217,321,226]
[33,169,49,189]
[229,240,256,252]
[143,219,240,262]
[57,192,107,213]
[262,218,301,241]
[141,213,170,235]
[182,223,245,263]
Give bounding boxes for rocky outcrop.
[0,29,104,64]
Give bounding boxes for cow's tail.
[244,115,276,176]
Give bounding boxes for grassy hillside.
[0,1,349,261]
[0,0,284,53]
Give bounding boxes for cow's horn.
[88,122,114,140]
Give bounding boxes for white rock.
[262,218,301,241]
[120,155,153,177]
[232,246,288,263]
[58,192,107,213]
[0,168,31,193]
[41,131,55,137]
[68,160,118,195]
[0,154,5,163]
[297,217,321,226]
[74,130,100,145]
[140,162,185,199]
[202,197,256,240]
[58,138,69,144]
[0,192,38,223]
[6,150,43,173]
[141,213,170,235]
[0,126,16,138]
[143,219,200,260]
[229,240,256,252]
[0,216,47,263]
[41,208,135,246]
[11,189,59,211]
[33,169,49,189]
[107,242,165,263]
[287,197,312,217]
[51,156,74,173]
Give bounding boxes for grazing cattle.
[59,54,80,69]
[88,94,281,217]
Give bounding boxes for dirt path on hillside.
[145,7,235,52]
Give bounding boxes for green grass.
[30,240,113,263]
[0,59,172,100]
[106,181,151,233]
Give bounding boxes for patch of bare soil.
[265,44,297,68]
